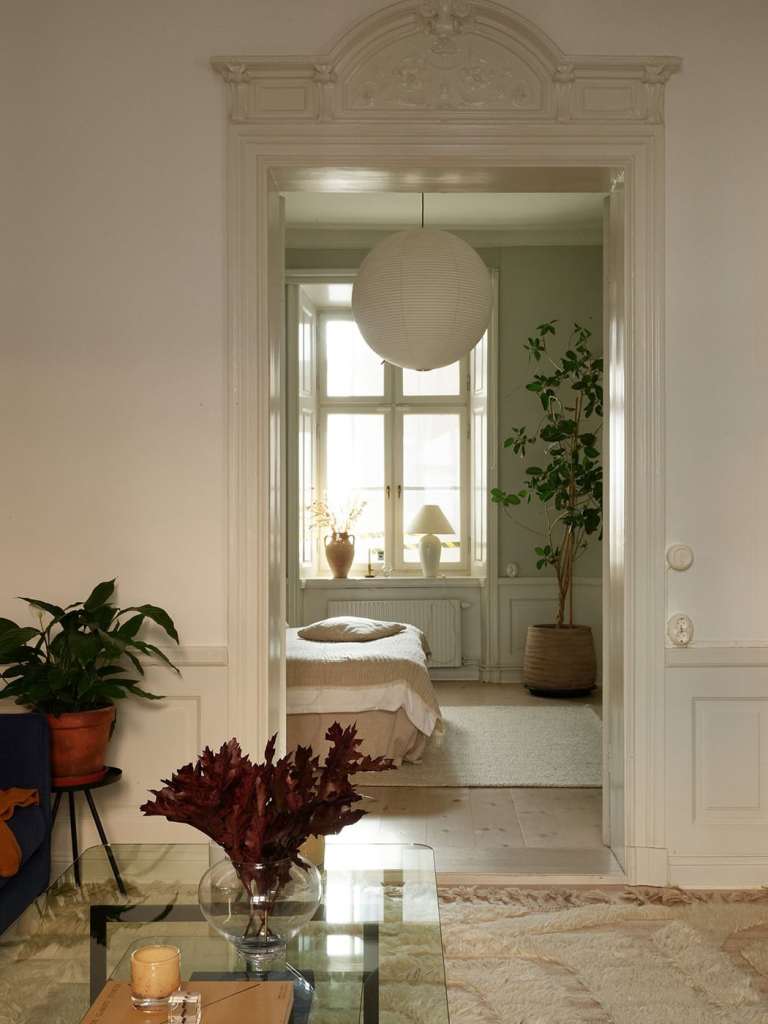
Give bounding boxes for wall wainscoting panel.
[494,578,602,682]
[50,663,230,859]
[666,662,768,865]
[695,700,765,825]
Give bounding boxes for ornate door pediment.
[212,0,680,126]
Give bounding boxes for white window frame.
[393,403,470,575]
[297,297,317,574]
[315,309,471,576]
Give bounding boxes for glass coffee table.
[0,843,449,1023]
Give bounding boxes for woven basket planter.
[523,624,597,697]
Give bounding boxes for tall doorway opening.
[278,175,626,880]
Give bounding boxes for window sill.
[299,576,485,589]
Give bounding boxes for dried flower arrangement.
[307,498,367,537]
[141,723,393,877]
[142,726,393,957]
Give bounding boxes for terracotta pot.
[324,532,355,579]
[46,705,116,786]
[523,624,597,697]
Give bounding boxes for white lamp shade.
[408,504,455,535]
[352,228,492,371]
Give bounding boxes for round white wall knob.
[666,544,694,571]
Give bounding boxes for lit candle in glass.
[130,944,181,1011]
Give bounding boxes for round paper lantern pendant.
[352,227,492,371]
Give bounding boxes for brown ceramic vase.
[324,532,355,579]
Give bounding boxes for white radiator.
[327,599,463,667]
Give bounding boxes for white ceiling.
[284,192,605,231]
[301,283,354,307]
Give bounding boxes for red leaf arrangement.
[140,723,394,867]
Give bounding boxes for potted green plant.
[492,320,603,696]
[0,579,179,785]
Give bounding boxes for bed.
[286,622,443,765]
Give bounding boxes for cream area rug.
[439,884,768,1023]
[364,704,602,787]
[2,882,768,1022]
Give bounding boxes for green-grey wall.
[286,242,603,580]
[492,246,603,579]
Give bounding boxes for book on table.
[81,980,293,1023]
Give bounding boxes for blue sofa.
[0,713,51,933]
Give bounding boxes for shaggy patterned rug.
[363,705,602,787]
[2,883,768,1022]
[440,885,768,1023]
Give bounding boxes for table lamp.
[409,504,455,577]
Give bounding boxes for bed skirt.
[286,708,429,767]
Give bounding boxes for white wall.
[3,0,768,882]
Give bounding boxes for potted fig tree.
[0,579,179,785]
[492,320,602,696]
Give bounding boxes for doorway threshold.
[435,846,625,886]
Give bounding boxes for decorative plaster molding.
[497,576,602,588]
[211,0,680,125]
[154,645,228,667]
[666,645,768,668]
[420,0,474,51]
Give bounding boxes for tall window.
[312,312,472,574]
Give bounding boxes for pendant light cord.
[421,192,425,228]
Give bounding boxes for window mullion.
[316,409,326,576]
[391,406,404,574]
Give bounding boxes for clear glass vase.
[198,856,322,972]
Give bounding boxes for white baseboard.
[430,666,480,681]
[624,846,669,886]
[669,855,768,889]
[480,668,604,688]
[481,666,524,683]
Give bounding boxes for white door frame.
[213,0,680,885]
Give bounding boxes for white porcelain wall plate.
[667,613,694,647]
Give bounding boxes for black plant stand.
[51,766,127,896]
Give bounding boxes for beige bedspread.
[286,624,442,739]
[287,708,430,766]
